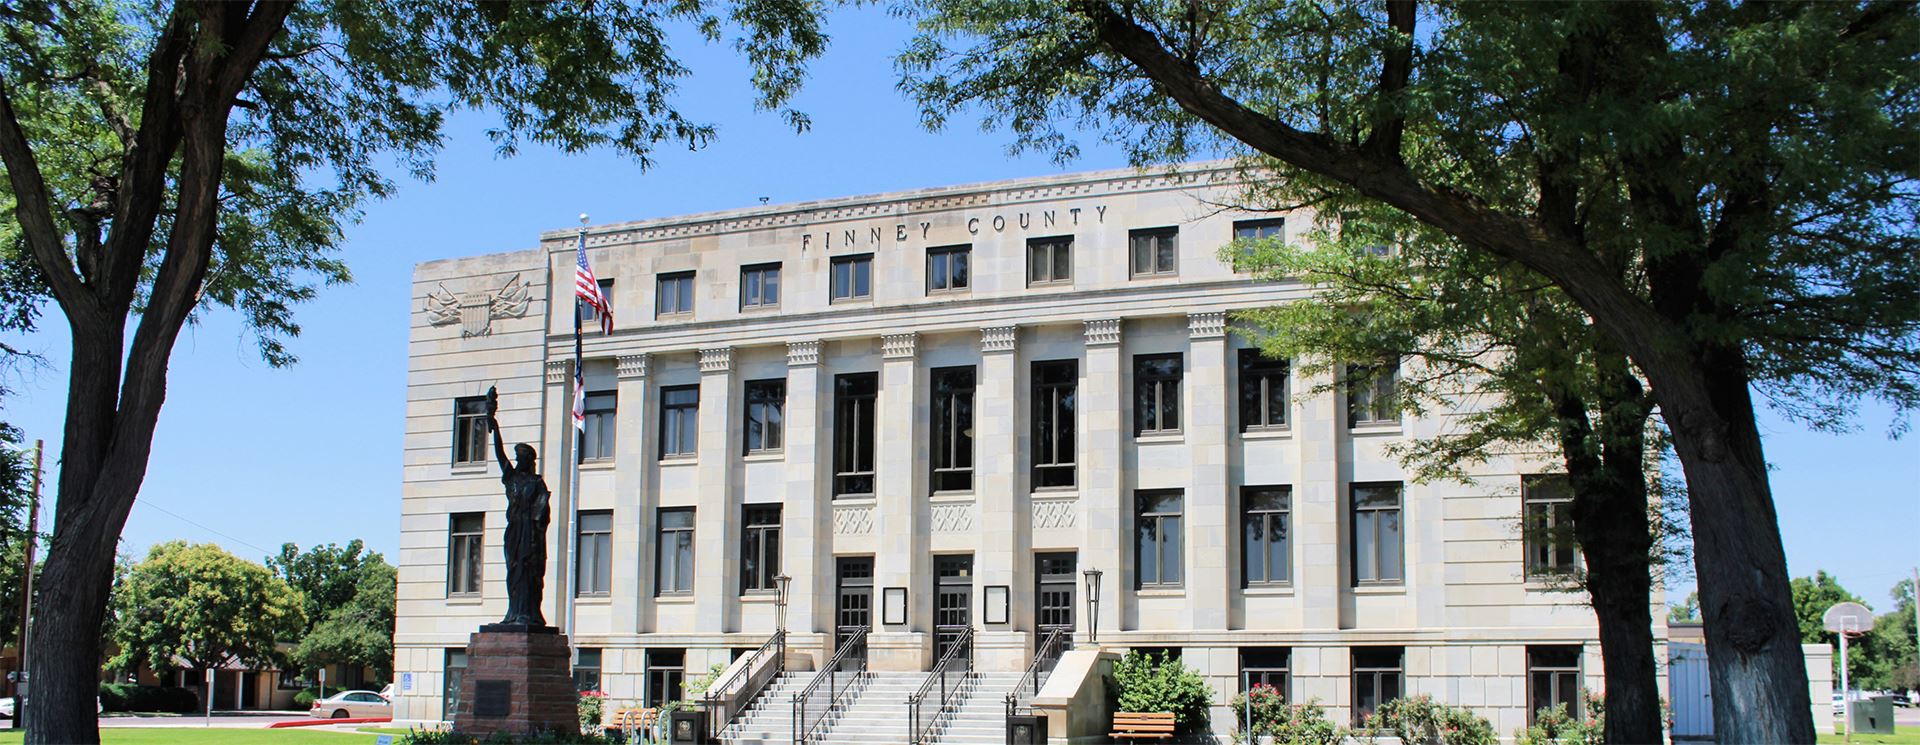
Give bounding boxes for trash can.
[1848,697,1895,735]
[1006,713,1047,744]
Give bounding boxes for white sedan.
[307,690,392,719]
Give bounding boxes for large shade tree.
[268,541,396,681]
[107,541,305,679]
[0,1,826,742]
[899,2,1920,741]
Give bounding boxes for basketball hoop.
[1824,602,1875,637]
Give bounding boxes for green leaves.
[108,541,306,675]
[1108,650,1214,736]
[268,540,396,678]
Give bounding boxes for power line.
[135,499,273,557]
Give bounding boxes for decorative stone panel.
[698,347,732,373]
[980,326,1018,354]
[882,333,918,360]
[423,274,530,337]
[616,354,649,380]
[1084,319,1121,347]
[931,501,976,533]
[833,504,873,536]
[1188,311,1227,339]
[1032,497,1078,531]
[787,340,821,367]
[544,361,570,385]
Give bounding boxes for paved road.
[94,712,320,728]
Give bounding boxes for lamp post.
[7,439,40,732]
[1082,568,1103,646]
[774,573,792,633]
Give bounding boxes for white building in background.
[392,163,1644,738]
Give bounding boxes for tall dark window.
[576,511,612,596]
[1527,646,1583,723]
[1129,227,1179,277]
[580,391,616,461]
[1525,475,1578,576]
[1243,487,1291,587]
[453,396,488,464]
[573,648,602,692]
[1352,647,1404,724]
[1351,483,1404,586]
[1134,354,1183,435]
[744,379,786,454]
[656,271,695,317]
[1239,647,1290,697]
[1032,360,1077,489]
[582,278,614,327]
[442,649,467,720]
[741,505,782,593]
[645,649,685,708]
[1238,350,1289,431]
[927,244,971,293]
[740,263,781,309]
[1135,490,1184,587]
[1027,236,1072,285]
[833,373,878,496]
[831,254,873,301]
[659,385,699,458]
[656,508,694,595]
[448,513,483,597]
[931,366,976,493]
[1348,360,1400,426]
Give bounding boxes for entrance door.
[835,557,873,670]
[934,555,973,661]
[1034,552,1076,660]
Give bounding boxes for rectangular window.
[1348,360,1400,426]
[1527,646,1583,723]
[927,244,971,294]
[831,254,873,302]
[1243,487,1292,587]
[833,372,878,497]
[1032,360,1077,489]
[1129,227,1179,277]
[931,366,976,493]
[452,397,488,464]
[659,385,699,458]
[1136,490,1184,588]
[656,271,695,317]
[1027,236,1072,285]
[1352,647,1404,724]
[645,649,685,708]
[582,278,614,327]
[656,508,695,595]
[1351,483,1404,586]
[1238,350,1289,431]
[744,379,786,455]
[1134,353,1183,435]
[580,391,616,461]
[1240,647,1290,697]
[1233,218,1285,241]
[442,648,468,720]
[573,648,602,693]
[741,505,782,594]
[576,510,612,597]
[1524,475,1578,576]
[740,263,781,310]
[448,513,483,597]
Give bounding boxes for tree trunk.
[1578,495,1662,744]
[24,520,120,744]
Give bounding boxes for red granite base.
[451,628,579,738]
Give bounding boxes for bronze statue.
[485,386,552,629]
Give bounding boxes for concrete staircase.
[719,670,1025,745]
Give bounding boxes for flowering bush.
[1515,701,1602,745]
[1227,689,1340,745]
[1357,695,1497,745]
[1107,650,1214,737]
[577,689,606,732]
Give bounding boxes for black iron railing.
[1005,626,1069,719]
[792,627,869,744]
[907,627,976,745]
[703,628,785,740]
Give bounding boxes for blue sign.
[401,672,413,692]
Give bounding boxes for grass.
[356,726,420,736]
[0,729,380,744]
[1818,725,1920,744]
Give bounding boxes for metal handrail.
[907,627,977,745]
[1004,626,1069,719]
[792,627,869,744]
[703,628,786,739]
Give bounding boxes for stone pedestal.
[452,626,579,737]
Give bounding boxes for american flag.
[572,232,611,432]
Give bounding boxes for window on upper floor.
[447,512,483,597]
[657,271,695,317]
[582,278,614,327]
[1027,236,1072,286]
[1347,359,1401,426]
[1129,227,1179,277]
[1234,217,1286,241]
[1527,646,1583,724]
[831,254,872,302]
[656,508,694,596]
[1134,353,1183,435]
[1524,475,1578,577]
[1136,490,1184,588]
[1351,482,1404,586]
[931,366,976,493]
[744,379,786,455]
[741,263,781,310]
[1239,350,1290,431]
[1352,647,1404,724]
[452,396,488,465]
[833,372,878,497]
[659,385,698,458]
[927,244,971,294]
[576,510,612,597]
[1032,360,1077,490]
[580,391,616,461]
[1243,486,1292,587]
[741,504,782,594]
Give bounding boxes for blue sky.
[2,7,1915,608]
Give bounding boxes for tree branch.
[1362,0,1415,160]
[0,79,95,320]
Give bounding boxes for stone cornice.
[1188,311,1227,339]
[1084,319,1122,347]
[787,340,821,367]
[617,354,650,380]
[698,347,732,374]
[544,360,570,384]
[980,326,1018,354]
[882,333,918,360]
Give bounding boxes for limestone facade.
[393,163,1656,735]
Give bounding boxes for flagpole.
[566,219,587,648]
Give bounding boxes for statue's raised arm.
[486,385,511,477]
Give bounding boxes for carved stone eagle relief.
[425,273,531,337]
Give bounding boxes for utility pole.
[12,440,41,731]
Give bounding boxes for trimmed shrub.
[1227,689,1341,745]
[1107,650,1214,737]
[95,684,201,713]
[292,685,346,709]
[1358,695,1497,745]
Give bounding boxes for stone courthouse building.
[393,163,1652,738]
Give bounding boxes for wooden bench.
[605,707,658,743]
[1111,711,1176,740]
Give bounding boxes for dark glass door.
[934,555,973,661]
[836,556,873,670]
[1035,552,1076,661]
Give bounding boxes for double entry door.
[834,554,978,664]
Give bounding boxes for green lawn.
[1819,725,1920,744]
[0,728,380,744]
